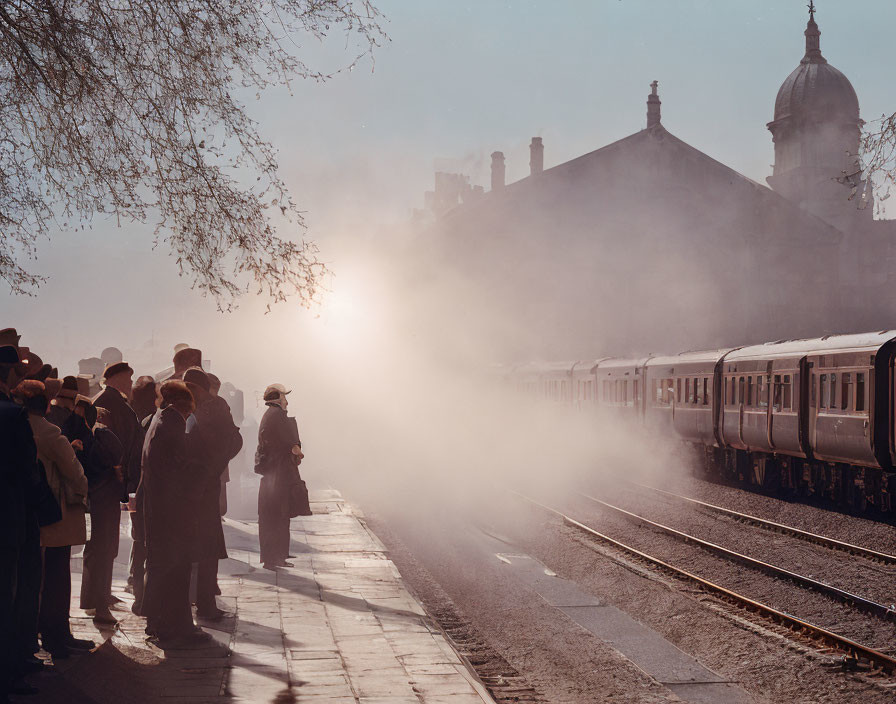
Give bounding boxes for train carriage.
[594,357,650,422]
[647,350,732,447]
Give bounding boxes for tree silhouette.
[0,0,384,308]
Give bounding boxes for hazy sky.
[2,0,893,406]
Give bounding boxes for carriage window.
[746,376,753,407]
[677,378,682,403]
[841,373,850,411]
[623,380,629,405]
[691,377,698,405]
[702,377,709,406]
[783,374,792,411]
[773,375,782,411]
[856,373,865,412]
[758,376,767,408]
[730,377,737,405]
[820,374,828,408]
[738,377,745,405]
[633,380,639,404]
[685,378,691,405]
[830,374,837,410]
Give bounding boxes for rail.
[578,492,896,621]
[512,490,896,676]
[627,481,896,566]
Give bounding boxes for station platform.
[25,490,495,704]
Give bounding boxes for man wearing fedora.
[255,384,303,570]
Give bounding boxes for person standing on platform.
[183,368,242,619]
[255,384,302,570]
[141,380,208,647]
[94,361,142,502]
[0,346,42,700]
[46,376,79,428]
[76,403,125,625]
[21,380,94,659]
[126,375,157,610]
[93,361,141,610]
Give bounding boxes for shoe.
[64,636,96,650]
[106,594,124,605]
[276,560,294,568]
[93,608,118,625]
[262,563,276,571]
[214,584,221,596]
[287,554,297,558]
[131,603,143,616]
[124,584,135,595]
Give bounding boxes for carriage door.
[808,361,819,450]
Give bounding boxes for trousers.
[258,475,290,565]
[13,516,41,660]
[39,545,73,646]
[196,559,219,612]
[143,558,193,639]
[80,482,121,609]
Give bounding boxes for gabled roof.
[442,124,842,246]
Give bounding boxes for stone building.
[419,8,896,361]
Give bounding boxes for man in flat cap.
[255,384,303,569]
[183,368,242,618]
[92,361,142,608]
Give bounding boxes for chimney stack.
[490,151,505,191]
[529,137,544,176]
[647,80,661,128]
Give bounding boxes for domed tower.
[767,3,870,228]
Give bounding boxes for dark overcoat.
[94,386,142,496]
[255,404,300,518]
[186,399,242,561]
[0,392,39,550]
[141,406,199,564]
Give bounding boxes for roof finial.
[802,0,824,64]
[647,80,661,128]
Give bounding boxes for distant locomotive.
[511,331,896,518]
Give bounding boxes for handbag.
[287,470,312,518]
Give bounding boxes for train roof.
[594,356,652,372]
[726,331,896,362]
[646,348,734,367]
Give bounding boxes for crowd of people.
[0,329,305,702]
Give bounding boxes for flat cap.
[263,383,291,401]
[183,366,210,393]
[103,361,134,379]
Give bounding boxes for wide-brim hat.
[0,328,21,347]
[103,361,134,380]
[263,383,291,401]
[43,378,63,400]
[0,345,20,365]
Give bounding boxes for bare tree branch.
[0,0,386,309]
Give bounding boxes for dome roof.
[772,11,859,125]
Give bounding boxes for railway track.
[578,492,896,621]
[513,490,896,677]
[625,481,896,566]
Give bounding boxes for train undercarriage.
[695,445,896,520]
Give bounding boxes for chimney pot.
[529,137,544,175]
[490,151,505,191]
[647,80,661,128]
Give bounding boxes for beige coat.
[30,415,88,547]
